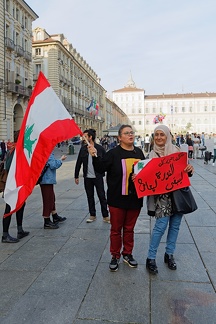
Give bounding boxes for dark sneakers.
[109,258,120,272]
[17,231,30,239]
[2,234,19,243]
[44,220,59,229]
[53,215,67,224]
[123,254,138,268]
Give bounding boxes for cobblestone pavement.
[0,140,216,324]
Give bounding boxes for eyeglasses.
[122,131,135,136]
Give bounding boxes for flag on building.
[86,98,94,113]
[95,102,99,115]
[86,98,97,114]
[4,71,82,216]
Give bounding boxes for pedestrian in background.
[88,125,145,272]
[144,134,150,152]
[193,134,200,159]
[145,125,194,274]
[0,140,6,161]
[201,132,205,146]
[212,133,216,166]
[39,152,67,229]
[180,134,185,145]
[74,129,110,223]
[186,134,194,159]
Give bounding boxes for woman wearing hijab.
[146,125,194,274]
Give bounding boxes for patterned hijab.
[149,125,179,158]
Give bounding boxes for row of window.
[131,118,215,126]
[34,62,102,97]
[114,95,144,101]
[6,0,30,30]
[124,106,216,114]
[6,25,30,51]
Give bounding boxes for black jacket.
[74,143,106,179]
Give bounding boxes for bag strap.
[154,151,161,157]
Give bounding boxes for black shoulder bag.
[171,187,198,214]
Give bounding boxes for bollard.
[68,144,74,155]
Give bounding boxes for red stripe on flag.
[4,72,82,217]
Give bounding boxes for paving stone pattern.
[0,140,216,324]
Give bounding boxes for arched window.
[36,31,42,40]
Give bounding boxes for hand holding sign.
[134,152,190,198]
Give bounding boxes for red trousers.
[108,206,140,259]
[40,184,56,217]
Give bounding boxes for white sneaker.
[86,216,96,223]
[212,163,215,166]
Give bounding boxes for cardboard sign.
[134,152,190,198]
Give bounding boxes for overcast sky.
[27,0,216,96]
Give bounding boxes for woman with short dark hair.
[88,125,145,271]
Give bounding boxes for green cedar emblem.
[24,124,37,158]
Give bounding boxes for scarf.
[149,125,179,158]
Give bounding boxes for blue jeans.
[148,213,183,259]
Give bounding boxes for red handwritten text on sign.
[134,152,190,198]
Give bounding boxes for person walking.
[145,125,194,274]
[88,125,145,271]
[74,129,110,223]
[2,131,29,243]
[193,134,200,159]
[39,152,67,229]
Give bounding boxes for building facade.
[144,92,216,134]
[113,75,145,135]
[32,28,105,137]
[0,0,38,141]
[113,76,216,135]
[105,96,129,133]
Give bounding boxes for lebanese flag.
[4,72,82,216]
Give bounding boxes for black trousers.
[3,202,26,232]
[84,177,108,217]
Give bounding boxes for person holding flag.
[74,129,110,224]
[3,72,82,219]
[2,131,29,243]
[88,125,145,272]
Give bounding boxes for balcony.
[5,37,15,51]
[74,107,84,116]
[24,51,32,62]
[7,82,32,97]
[15,45,24,57]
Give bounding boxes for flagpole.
[84,136,97,157]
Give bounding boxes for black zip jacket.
[74,143,106,178]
